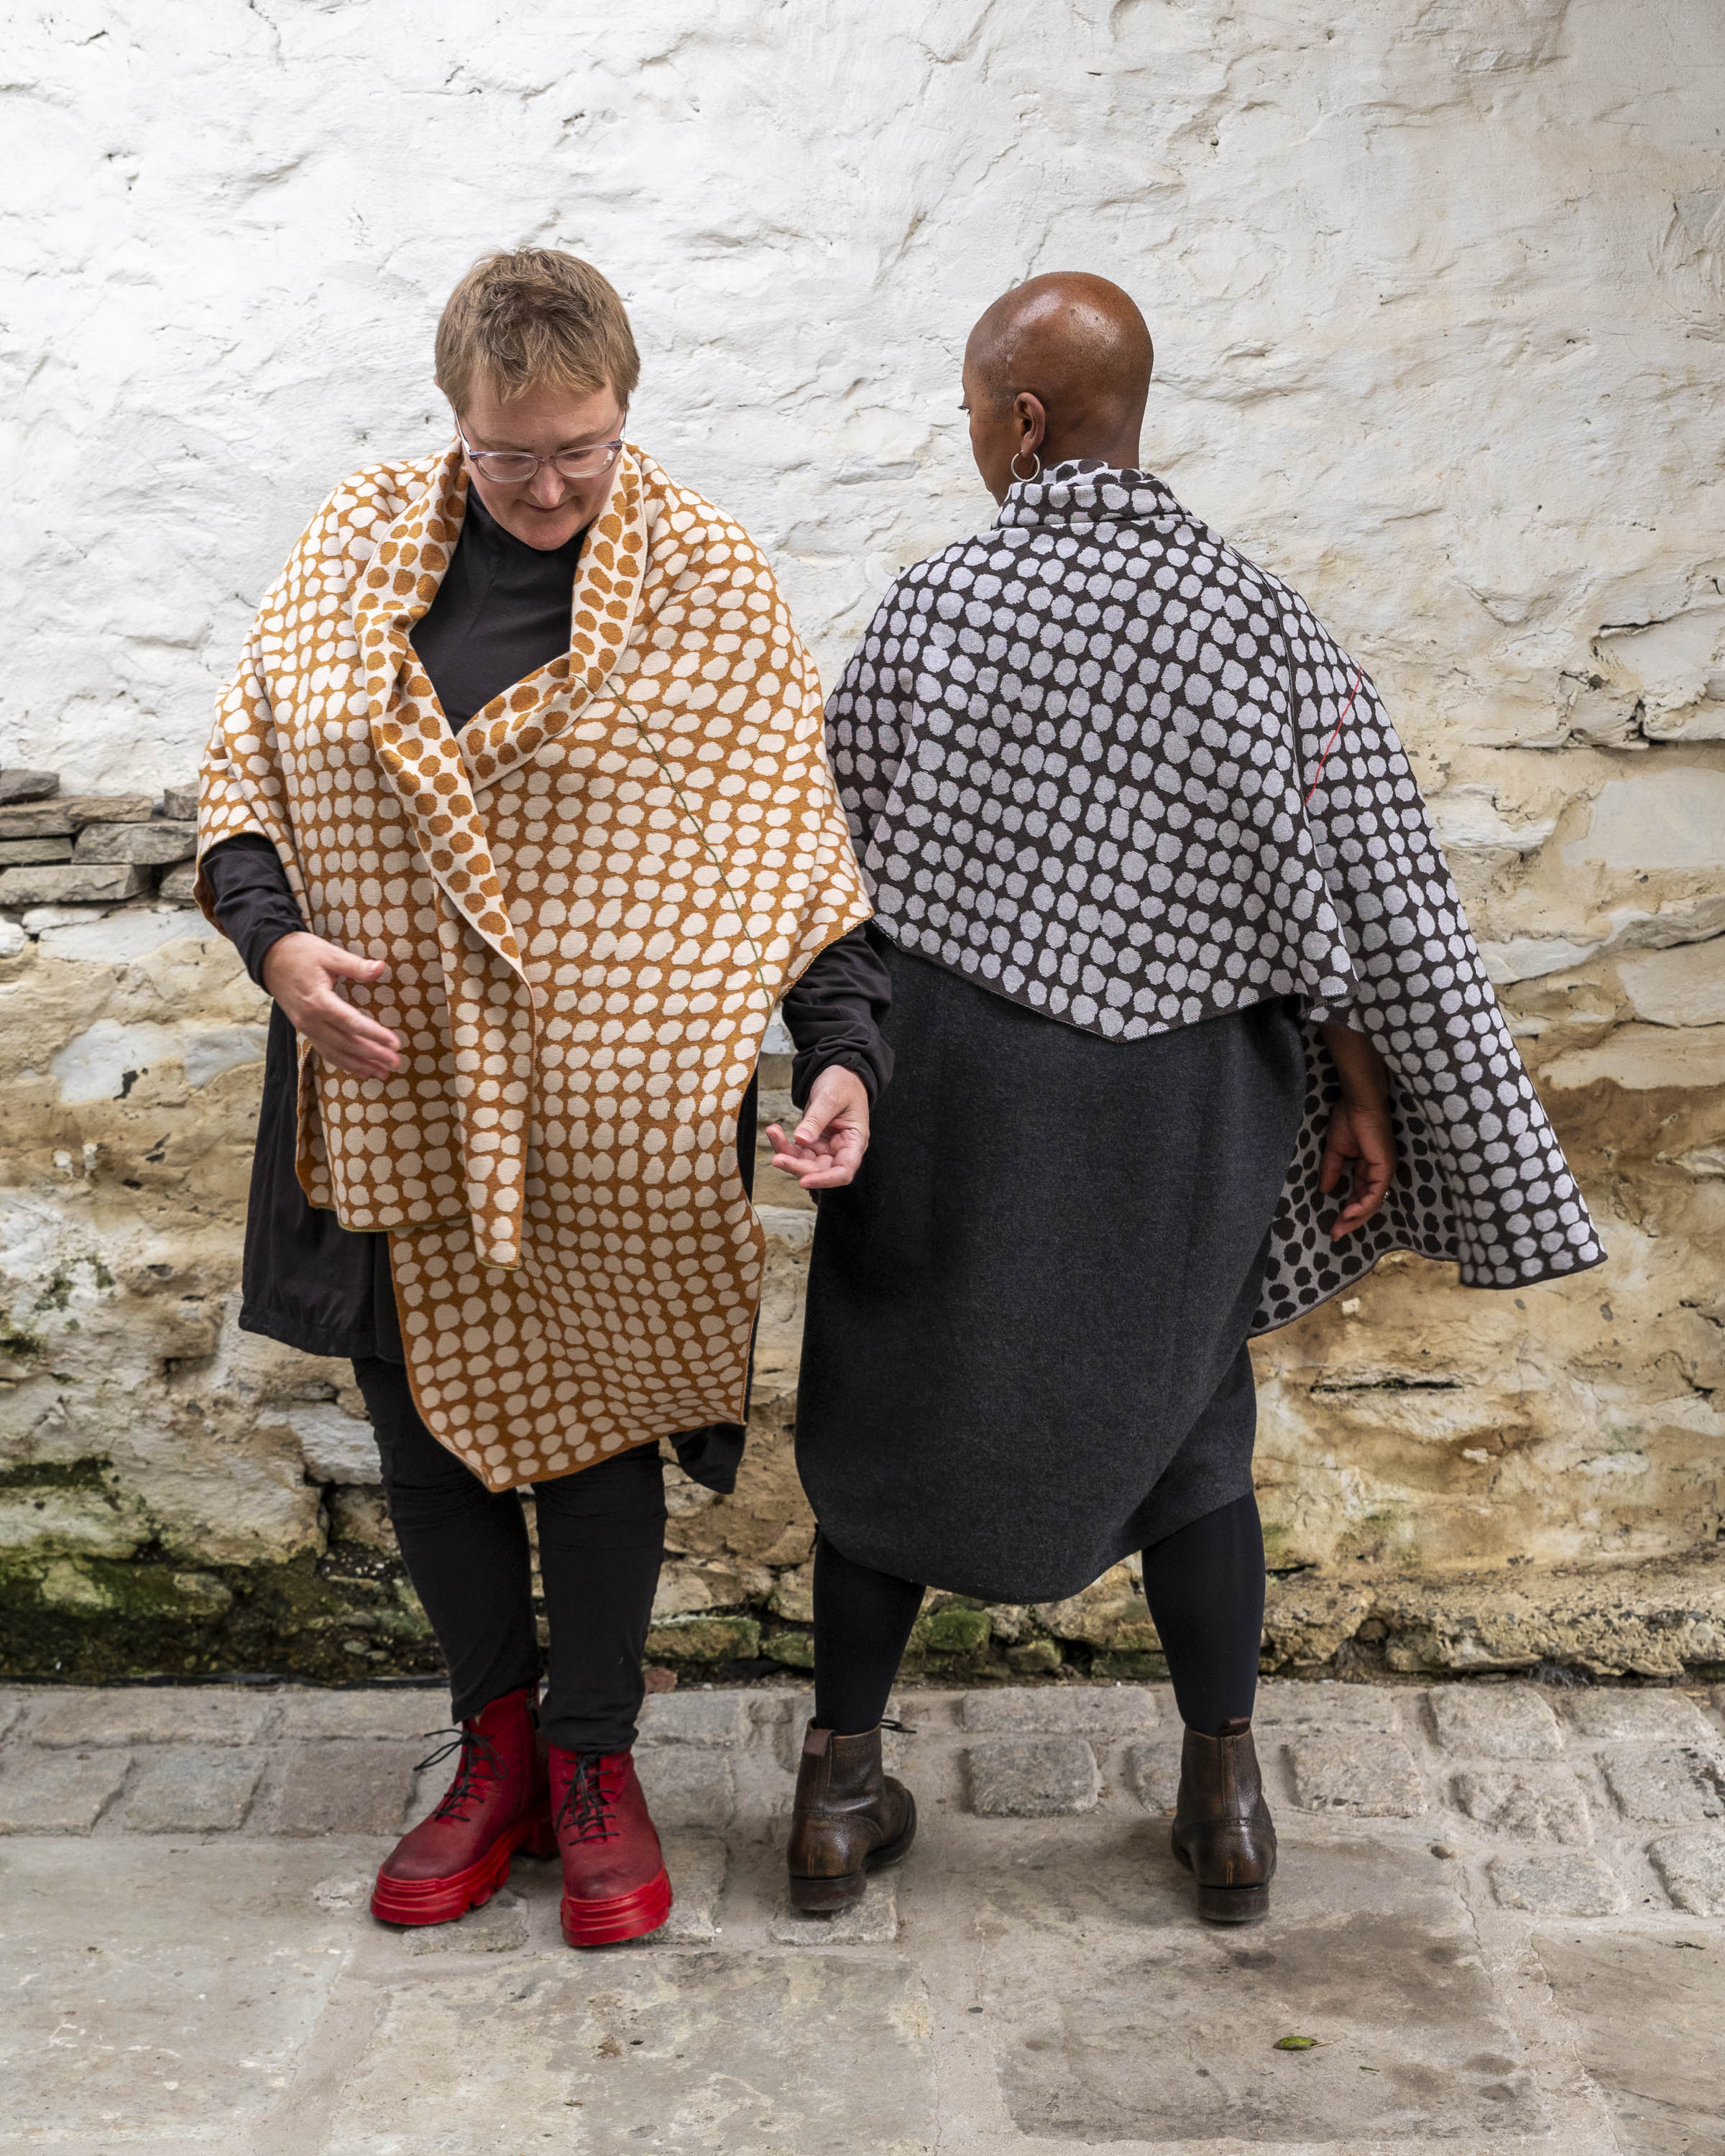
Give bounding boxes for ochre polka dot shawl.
[198,443,870,1489]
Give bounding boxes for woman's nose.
[526,464,570,508]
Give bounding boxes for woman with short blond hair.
[198,248,888,1945]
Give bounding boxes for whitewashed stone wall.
[2,0,1722,1677]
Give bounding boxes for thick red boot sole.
[371,1810,556,1928]
[559,1865,673,1947]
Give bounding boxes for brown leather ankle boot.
[786,1723,917,1912]
[1170,1716,1276,1923]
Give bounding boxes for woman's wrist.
[260,929,314,1001]
[1320,1020,1389,1107]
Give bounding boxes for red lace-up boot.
[549,1746,673,1946]
[370,1687,553,1927]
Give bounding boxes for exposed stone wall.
[2,0,1721,1683]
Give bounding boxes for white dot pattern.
[198,443,870,1489]
[825,459,1604,1322]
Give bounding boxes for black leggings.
[352,1358,666,1754]
[813,1491,1266,1736]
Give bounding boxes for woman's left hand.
[765,1066,871,1191]
[1318,1022,1397,1239]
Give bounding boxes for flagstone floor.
[1,1676,1721,2155]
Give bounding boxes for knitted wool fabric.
[824,458,1604,1322]
[199,443,869,1489]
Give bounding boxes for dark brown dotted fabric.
[824,459,1604,1324]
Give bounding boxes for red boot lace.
[415,1724,503,1824]
[555,1754,618,1844]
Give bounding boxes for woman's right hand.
[1318,1021,1396,1238]
[261,932,402,1079]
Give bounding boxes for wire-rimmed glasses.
[456,420,625,486]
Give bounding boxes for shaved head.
[967,273,1153,427]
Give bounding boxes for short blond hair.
[434,249,640,412]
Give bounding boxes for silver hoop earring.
[1011,448,1041,482]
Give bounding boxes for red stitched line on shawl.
[1302,668,1365,806]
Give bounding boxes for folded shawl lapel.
[347,448,653,1270]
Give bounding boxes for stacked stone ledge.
[0,771,200,908]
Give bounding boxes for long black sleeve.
[781,923,893,1107]
[201,834,307,988]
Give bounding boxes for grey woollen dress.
[796,935,1302,1603]
[795,459,1603,1604]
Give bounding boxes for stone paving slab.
[0,1839,363,2139]
[960,1687,1162,1735]
[1647,1828,1725,1917]
[115,1744,267,1832]
[975,1831,1550,2144]
[1125,1738,1183,1815]
[635,1738,737,1826]
[1452,1765,1593,1843]
[267,1740,424,1836]
[1601,1744,1725,1823]
[1428,1680,1565,1758]
[1565,1690,1719,1743]
[647,1828,729,1944]
[638,1688,754,1746]
[320,1952,937,2155]
[1284,1730,1427,1817]
[769,1873,900,1944]
[1251,1679,1408,1731]
[1533,1928,1725,2155]
[400,1885,531,1955]
[0,1746,129,1831]
[966,1736,1100,1817]
[28,1685,275,1746]
[276,1689,448,1741]
[1489,1850,1629,1915]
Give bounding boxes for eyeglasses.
[456,420,625,485]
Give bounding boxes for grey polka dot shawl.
[825,459,1604,1326]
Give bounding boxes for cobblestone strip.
[0,1676,1719,1930]
[1409,1677,1725,1920]
[0,1682,447,1838]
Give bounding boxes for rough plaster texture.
[1,0,1723,1676]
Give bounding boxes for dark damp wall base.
[0,1544,448,1686]
[4,1452,1724,1689]
[5,1550,1725,1691]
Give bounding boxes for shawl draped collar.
[825,459,1603,1322]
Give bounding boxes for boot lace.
[415,1724,503,1824]
[555,1752,618,1845]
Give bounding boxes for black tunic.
[796,935,1305,1601]
[205,488,891,1485]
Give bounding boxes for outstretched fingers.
[764,1116,865,1192]
[309,1000,402,1077]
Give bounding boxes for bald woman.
[774,275,1601,1922]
